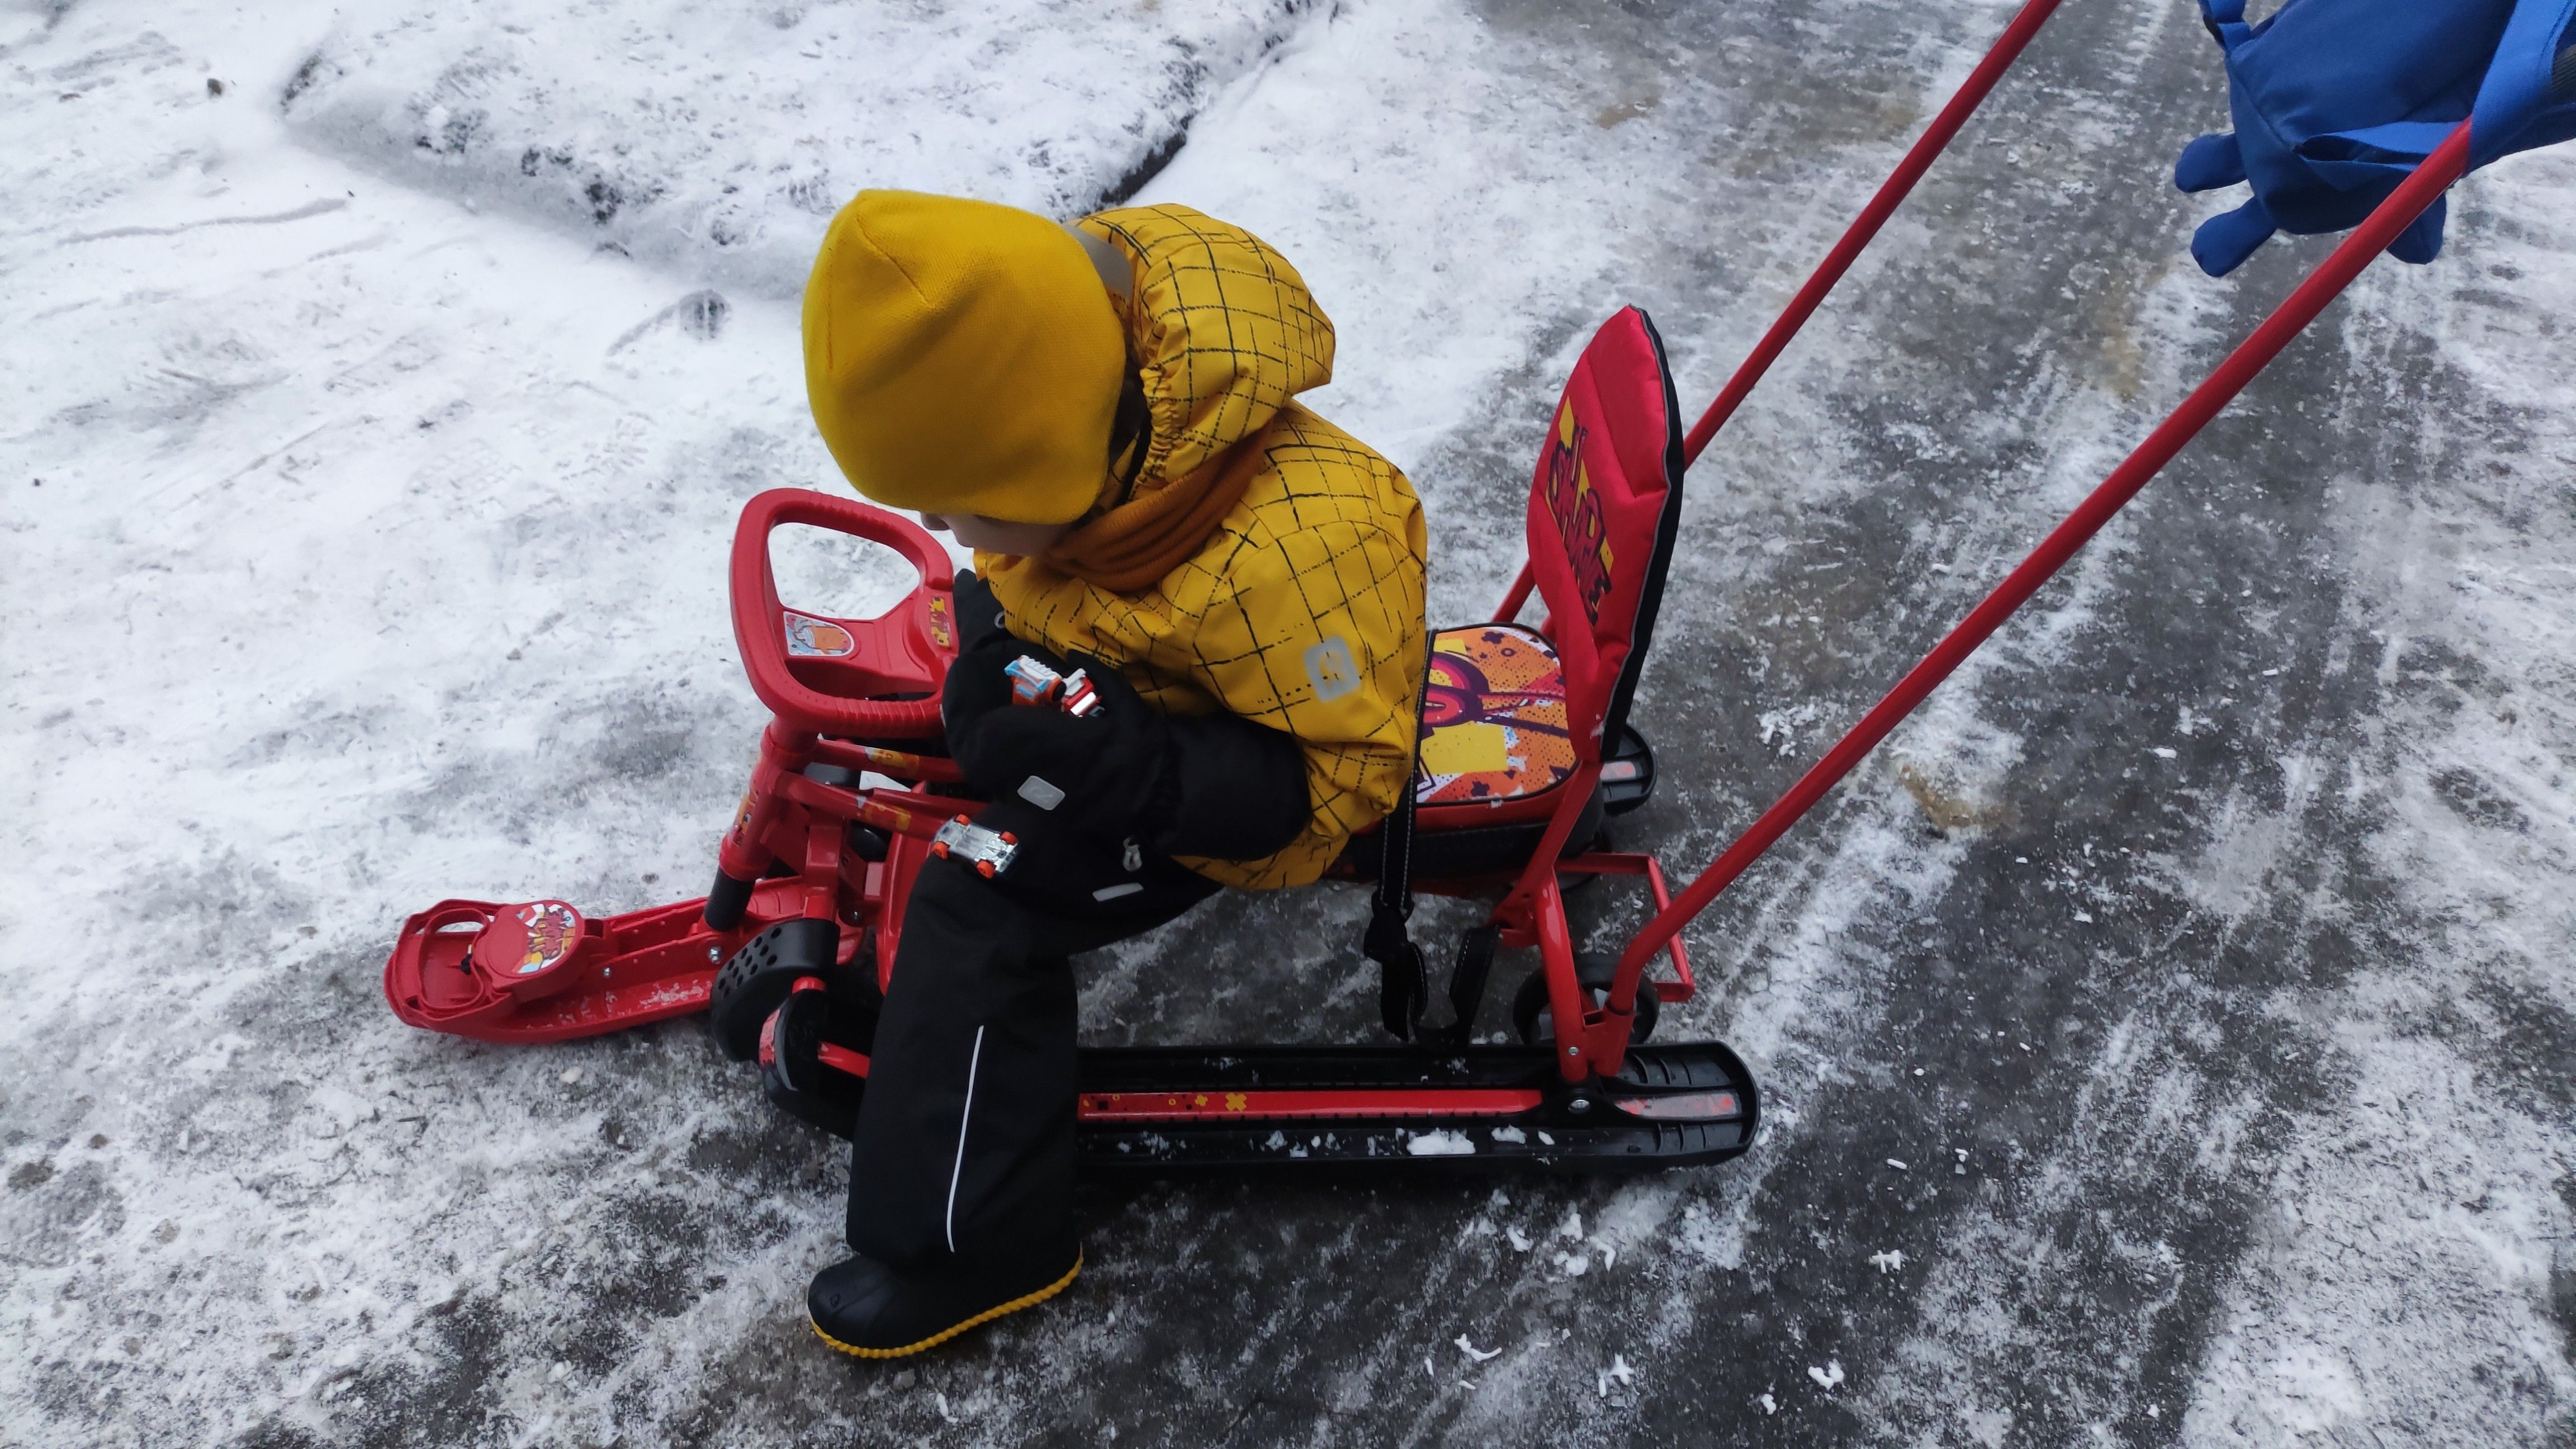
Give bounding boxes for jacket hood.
[1074,205,1336,491]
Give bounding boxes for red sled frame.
[384,490,970,1043]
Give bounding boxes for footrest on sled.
[1073,1041,1758,1175]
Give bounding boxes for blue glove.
[2176,0,2576,276]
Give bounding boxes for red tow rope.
[1618,121,2475,983]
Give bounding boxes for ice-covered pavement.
[4,1,2573,1443]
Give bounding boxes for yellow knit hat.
[801,191,1124,523]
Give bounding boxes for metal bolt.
[1569,1097,1592,1115]
[707,946,720,962]
[1566,1046,1580,1057]
[601,968,612,979]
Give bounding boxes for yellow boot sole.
[809,1251,1082,1360]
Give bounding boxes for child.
[796,191,1427,1356]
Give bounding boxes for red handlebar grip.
[728,489,956,738]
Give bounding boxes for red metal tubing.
[809,737,968,784]
[1680,0,2067,470]
[1493,560,1536,625]
[1622,122,2476,982]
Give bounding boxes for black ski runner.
[1073,1040,1757,1172]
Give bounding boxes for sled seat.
[1413,625,1661,820]
[1418,624,1577,809]
[1340,305,1681,889]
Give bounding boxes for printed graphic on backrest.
[1538,401,1616,626]
[1520,307,1684,754]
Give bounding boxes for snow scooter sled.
[385,307,1760,1173]
[386,0,2571,1174]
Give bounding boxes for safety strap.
[1366,646,1433,1040]
[1426,924,1502,1050]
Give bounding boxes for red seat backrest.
[1524,307,1686,759]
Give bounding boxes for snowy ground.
[5,0,2574,1443]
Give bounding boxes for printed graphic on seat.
[1415,624,1576,806]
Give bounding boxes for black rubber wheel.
[709,918,841,1061]
[1512,951,1658,1048]
[760,980,879,1139]
[1600,724,1656,816]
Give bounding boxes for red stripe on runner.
[1077,1088,1545,1122]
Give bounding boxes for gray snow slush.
[3,0,2573,1446]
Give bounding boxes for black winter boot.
[807,1238,1082,1358]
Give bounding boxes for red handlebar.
[728,489,956,739]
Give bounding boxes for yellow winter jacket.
[981,205,1428,890]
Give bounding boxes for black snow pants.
[844,796,1220,1267]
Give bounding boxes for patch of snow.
[1808,1360,1844,1391]
[280,0,1311,297]
[1406,1129,1474,1157]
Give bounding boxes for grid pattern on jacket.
[975,207,1424,889]
[1079,203,1337,495]
[994,403,1427,890]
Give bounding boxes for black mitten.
[951,654,1169,841]
[939,575,1069,749]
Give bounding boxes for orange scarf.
[1039,418,1275,593]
